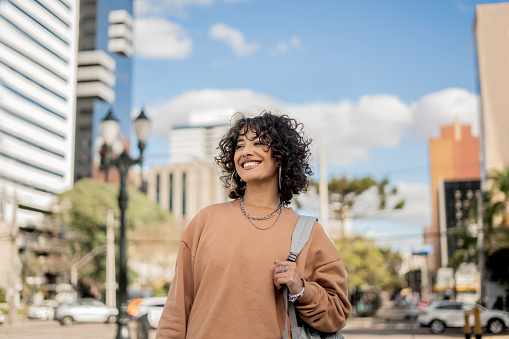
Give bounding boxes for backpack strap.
[283,215,317,339]
[287,215,317,262]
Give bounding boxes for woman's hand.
[273,259,303,295]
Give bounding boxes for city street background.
[2,316,509,339]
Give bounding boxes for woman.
[156,112,350,338]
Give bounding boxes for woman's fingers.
[273,260,302,294]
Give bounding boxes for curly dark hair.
[215,111,313,205]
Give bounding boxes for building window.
[182,172,186,217]
[80,138,90,149]
[79,125,92,132]
[156,174,160,203]
[169,173,173,212]
[78,154,88,165]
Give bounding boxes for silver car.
[417,300,509,334]
[28,300,59,320]
[54,298,118,326]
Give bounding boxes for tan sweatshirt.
[156,200,351,339]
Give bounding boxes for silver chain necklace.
[239,196,283,230]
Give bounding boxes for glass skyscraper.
[74,0,133,182]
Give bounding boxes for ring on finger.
[277,265,289,272]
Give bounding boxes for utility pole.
[106,209,116,308]
[476,189,486,306]
[318,141,329,233]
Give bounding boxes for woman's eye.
[236,145,244,150]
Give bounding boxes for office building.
[147,162,226,224]
[0,0,79,226]
[475,3,509,173]
[74,0,133,182]
[170,124,229,164]
[0,0,79,294]
[427,120,480,275]
[147,111,231,224]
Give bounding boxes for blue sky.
[130,0,503,251]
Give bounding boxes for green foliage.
[53,178,171,251]
[325,175,404,220]
[0,288,5,303]
[328,176,377,198]
[51,178,173,284]
[335,236,402,293]
[451,167,509,286]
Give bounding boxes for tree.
[308,175,405,237]
[334,236,402,294]
[450,168,509,286]
[51,178,179,287]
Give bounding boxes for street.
[2,317,509,339]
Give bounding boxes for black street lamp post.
[99,108,151,339]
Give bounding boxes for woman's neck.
[242,185,280,209]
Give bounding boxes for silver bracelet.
[288,281,305,303]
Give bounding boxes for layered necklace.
[239,196,284,230]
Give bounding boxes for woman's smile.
[242,161,261,169]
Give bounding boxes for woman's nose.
[241,143,254,156]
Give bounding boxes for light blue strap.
[287,216,317,262]
[284,215,317,338]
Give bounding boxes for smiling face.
[234,129,278,187]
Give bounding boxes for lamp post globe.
[134,109,151,143]
[100,110,120,146]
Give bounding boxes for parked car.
[127,297,166,329]
[28,300,59,320]
[405,300,432,319]
[417,300,509,334]
[54,298,118,326]
[0,310,5,324]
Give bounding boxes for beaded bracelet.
[288,280,305,303]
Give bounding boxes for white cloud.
[289,94,413,166]
[147,88,283,133]
[387,182,432,227]
[134,18,192,59]
[350,182,431,251]
[209,23,258,57]
[273,36,303,54]
[146,87,479,168]
[411,87,480,139]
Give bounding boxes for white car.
[417,300,509,334]
[128,297,166,329]
[28,300,59,320]
[54,299,118,326]
[0,310,5,324]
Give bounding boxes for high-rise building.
[147,162,226,223]
[0,0,79,296]
[427,120,480,274]
[0,0,79,225]
[147,110,231,224]
[475,3,509,173]
[170,125,229,164]
[74,0,133,182]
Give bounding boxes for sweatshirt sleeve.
[156,240,194,339]
[294,225,351,332]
